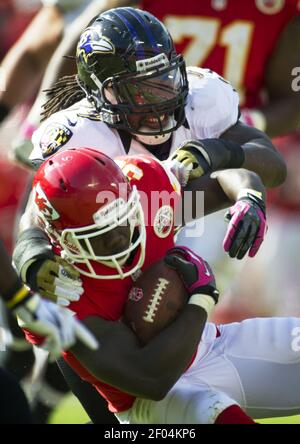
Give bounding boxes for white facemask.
[57,186,146,280]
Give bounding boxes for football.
[123,258,188,344]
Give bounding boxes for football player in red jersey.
[1,0,296,422]
[14,146,300,424]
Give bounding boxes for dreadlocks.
[41,75,85,122]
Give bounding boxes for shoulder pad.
[186,67,239,139]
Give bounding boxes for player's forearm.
[221,122,287,188]
[71,305,208,400]
[212,168,265,204]
[241,137,287,187]
[0,241,26,304]
[181,168,265,220]
[136,304,208,397]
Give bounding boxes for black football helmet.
[76,7,188,144]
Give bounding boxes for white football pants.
[116,317,300,424]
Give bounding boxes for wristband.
[237,188,263,202]
[188,294,216,316]
[237,188,266,213]
[6,285,31,310]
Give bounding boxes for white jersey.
[30,68,239,163]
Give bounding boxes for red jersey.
[25,155,181,413]
[64,156,181,413]
[142,0,299,108]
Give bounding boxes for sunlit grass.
[49,394,300,424]
[49,394,90,424]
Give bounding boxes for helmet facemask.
[82,54,188,144]
[58,185,146,280]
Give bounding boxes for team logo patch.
[77,28,115,64]
[40,124,73,157]
[128,287,144,302]
[34,183,60,221]
[153,205,174,239]
[255,0,285,14]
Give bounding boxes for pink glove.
[223,191,267,260]
[164,246,219,303]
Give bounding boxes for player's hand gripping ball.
[123,258,188,344]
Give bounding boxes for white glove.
[28,255,84,307]
[53,261,84,307]
[15,294,98,362]
[164,157,192,187]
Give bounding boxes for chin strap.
[135,131,172,146]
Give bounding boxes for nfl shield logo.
[128,287,144,302]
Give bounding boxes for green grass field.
[48,394,300,424]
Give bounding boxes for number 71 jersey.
[142,0,300,108]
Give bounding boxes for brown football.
[123,258,188,344]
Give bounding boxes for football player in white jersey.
[29,8,285,187]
